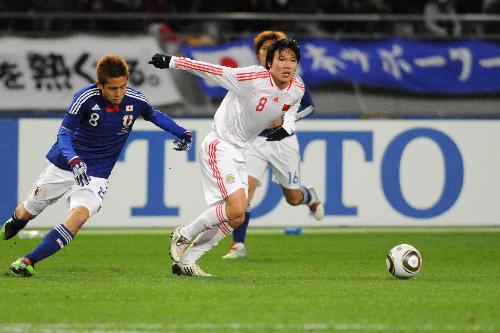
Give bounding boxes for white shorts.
[24,160,109,217]
[199,131,248,206]
[246,134,301,190]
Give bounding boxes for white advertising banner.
[0,35,181,110]
[3,118,500,228]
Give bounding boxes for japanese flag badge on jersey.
[126,105,133,112]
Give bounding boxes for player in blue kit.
[1,54,192,277]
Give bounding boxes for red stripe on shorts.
[208,139,228,198]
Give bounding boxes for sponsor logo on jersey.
[282,104,291,111]
[226,174,235,184]
[126,105,134,112]
[92,104,101,111]
[273,96,279,103]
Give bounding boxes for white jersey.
[170,56,305,148]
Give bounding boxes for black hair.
[265,38,301,70]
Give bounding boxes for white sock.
[181,222,233,264]
[181,203,228,240]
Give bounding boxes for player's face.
[257,39,274,67]
[268,48,298,89]
[98,76,128,105]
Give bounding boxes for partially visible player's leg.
[175,222,231,276]
[10,174,107,277]
[10,205,88,278]
[174,190,247,275]
[282,186,324,221]
[304,186,324,221]
[233,176,259,243]
[173,188,246,263]
[2,161,64,241]
[1,203,35,240]
[171,134,247,264]
[270,136,324,221]
[225,175,259,259]
[223,208,249,259]
[170,202,229,262]
[224,142,267,259]
[14,206,88,276]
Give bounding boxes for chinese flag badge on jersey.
[282,104,291,111]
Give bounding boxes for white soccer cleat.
[307,186,324,221]
[222,242,248,259]
[172,262,212,277]
[169,227,190,262]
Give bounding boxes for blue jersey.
[46,84,186,178]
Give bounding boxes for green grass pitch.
[0,228,498,333]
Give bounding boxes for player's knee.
[226,201,247,220]
[227,214,245,229]
[71,206,90,223]
[15,204,35,221]
[64,206,90,235]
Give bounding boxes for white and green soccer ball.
[386,244,422,279]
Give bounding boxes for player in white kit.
[223,30,324,260]
[149,38,304,276]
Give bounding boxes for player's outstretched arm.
[144,108,192,151]
[149,53,172,69]
[148,53,250,96]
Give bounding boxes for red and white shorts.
[199,131,248,206]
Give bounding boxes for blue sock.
[300,186,312,205]
[232,211,250,243]
[26,224,73,264]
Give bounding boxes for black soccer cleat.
[1,215,28,240]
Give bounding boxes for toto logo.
[117,127,464,220]
[380,128,463,218]
[250,128,464,219]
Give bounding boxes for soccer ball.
[386,244,422,279]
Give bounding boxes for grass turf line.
[0,229,498,333]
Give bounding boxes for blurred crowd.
[1,0,500,38]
